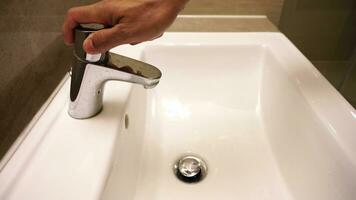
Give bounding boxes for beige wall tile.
[168,16,278,32]
[182,0,285,26]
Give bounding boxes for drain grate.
[174,155,207,183]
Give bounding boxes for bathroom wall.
[0,0,286,159]
[340,50,356,107]
[279,0,356,107]
[0,0,96,159]
[182,0,285,25]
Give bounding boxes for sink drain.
[174,155,207,183]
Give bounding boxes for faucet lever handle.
[74,23,108,63]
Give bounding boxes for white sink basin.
[0,32,355,200]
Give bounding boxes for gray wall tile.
[279,0,356,107]
[0,0,94,159]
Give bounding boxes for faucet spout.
[68,24,162,119]
[105,52,162,86]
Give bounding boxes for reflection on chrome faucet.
[68,24,162,119]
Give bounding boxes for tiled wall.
[0,0,285,159]
[279,0,356,107]
[0,0,95,158]
[340,50,356,107]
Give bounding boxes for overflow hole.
[124,114,129,129]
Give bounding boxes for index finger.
[62,2,113,45]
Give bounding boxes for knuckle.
[66,8,76,18]
[115,25,130,39]
[66,7,83,20]
[93,32,105,43]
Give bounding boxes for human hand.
[63,0,188,54]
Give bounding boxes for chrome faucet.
[68,24,162,119]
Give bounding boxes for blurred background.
[0,0,355,158]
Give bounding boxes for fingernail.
[63,37,73,46]
[83,36,98,54]
[64,41,73,46]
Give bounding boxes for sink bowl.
[0,32,355,200]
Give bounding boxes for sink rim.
[0,32,355,200]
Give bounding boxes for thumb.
[83,26,128,54]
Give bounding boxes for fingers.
[62,3,113,45]
[83,25,128,54]
[63,0,175,52]
[86,26,165,52]
[152,33,164,40]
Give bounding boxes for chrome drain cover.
[174,155,207,183]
